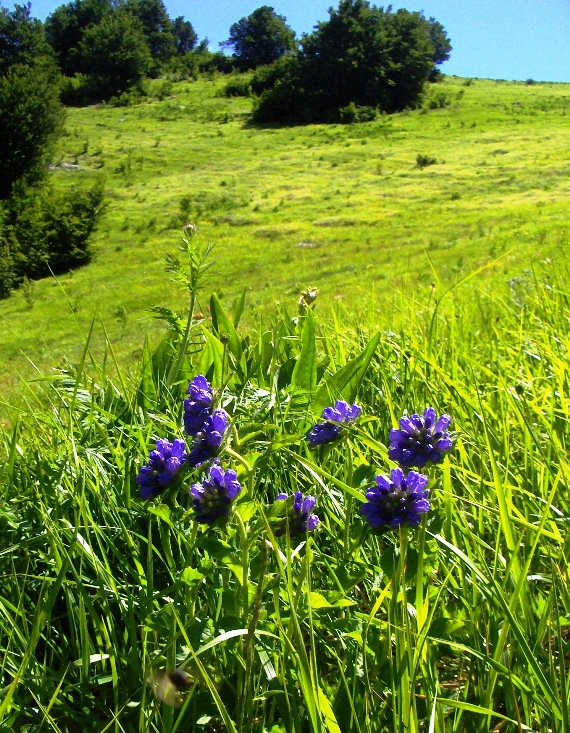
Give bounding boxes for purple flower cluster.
[307,400,361,446]
[361,468,430,529]
[189,409,229,467]
[388,407,453,468]
[358,407,454,531]
[183,375,213,436]
[134,377,454,539]
[182,376,229,467]
[191,464,242,524]
[276,491,320,535]
[136,438,188,500]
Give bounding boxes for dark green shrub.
[415,153,437,168]
[0,232,16,300]
[0,179,105,296]
[0,60,64,199]
[223,74,252,97]
[338,103,378,123]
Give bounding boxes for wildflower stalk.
[234,509,251,731]
[225,445,254,497]
[344,442,354,560]
[165,230,215,391]
[234,510,250,620]
[390,527,419,733]
[184,522,200,618]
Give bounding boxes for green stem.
[166,286,196,390]
[344,443,354,560]
[234,510,250,620]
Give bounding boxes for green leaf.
[180,567,205,587]
[210,292,243,361]
[314,332,380,413]
[291,309,317,392]
[318,687,342,733]
[137,335,158,409]
[232,287,247,327]
[309,591,333,609]
[148,503,173,527]
[196,326,225,385]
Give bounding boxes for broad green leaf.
[148,503,173,527]
[180,567,205,587]
[196,326,225,385]
[232,287,247,327]
[210,293,243,361]
[314,332,380,413]
[318,687,342,733]
[137,335,157,408]
[291,309,317,392]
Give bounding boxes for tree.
[44,0,112,75]
[253,0,451,123]
[0,4,64,198]
[0,1,55,70]
[427,16,451,66]
[124,0,176,68]
[0,4,104,299]
[426,15,452,79]
[75,10,151,98]
[222,5,296,70]
[172,15,197,54]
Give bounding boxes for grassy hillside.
[2,74,570,732]
[1,75,570,398]
[1,257,569,732]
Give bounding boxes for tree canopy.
[222,5,296,71]
[44,0,199,93]
[0,3,104,299]
[44,0,111,74]
[253,0,452,123]
[0,3,64,198]
[124,0,176,68]
[75,9,151,97]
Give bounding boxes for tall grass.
[1,239,569,731]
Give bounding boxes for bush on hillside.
[0,179,105,297]
[222,73,252,97]
[253,0,451,124]
[338,103,378,123]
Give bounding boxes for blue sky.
[21,0,570,83]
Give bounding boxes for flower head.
[275,491,320,535]
[388,407,453,468]
[361,468,430,529]
[184,375,213,436]
[307,400,361,446]
[188,409,229,467]
[191,463,242,524]
[136,438,188,499]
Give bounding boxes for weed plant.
[1,230,569,732]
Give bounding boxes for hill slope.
[1,75,569,394]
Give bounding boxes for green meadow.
[1,75,570,395]
[1,75,570,733]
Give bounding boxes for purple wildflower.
[307,400,361,446]
[184,375,213,436]
[191,464,242,524]
[361,468,430,529]
[276,491,320,535]
[188,409,229,467]
[136,438,188,500]
[388,407,453,468]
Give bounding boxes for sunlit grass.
[1,75,570,397]
[1,239,569,730]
